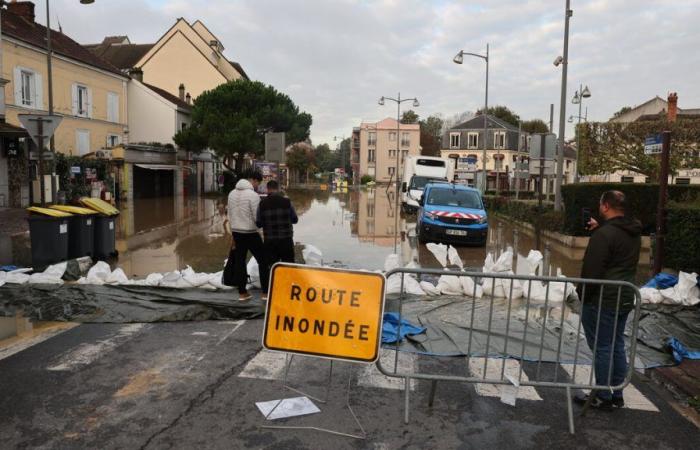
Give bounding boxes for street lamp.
[333,135,346,175]
[453,44,489,193]
[554,0,573,212]
[571,84,591,182]
[377,93,420,254]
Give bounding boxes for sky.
[37,0,700,146]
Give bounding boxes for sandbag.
[81,261,112,285]
[105,268,128,285]
[28,262,67,284]
[384,254,401,273]
[302,244,323,266]
[437,274,463,296]
[246,258,261,289]
[419,280,441,296]
[460,276,483,298]
[659,271,700,306]
[448,246,464,269]
[426,243,448,267]
[386,274,425,296]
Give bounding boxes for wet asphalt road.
[0,315,697,449]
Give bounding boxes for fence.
[377,267,643,434]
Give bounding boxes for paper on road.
[256,396,321,420]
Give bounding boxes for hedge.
[484,190,536,200]
[483,196,564,233]
[665,202,700,273]
[561,183,700,236]
[55,154,113,202]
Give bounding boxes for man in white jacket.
[227,170,268,301]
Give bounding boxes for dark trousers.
[264,237,295,268]
[232,232,269,294]
[581,303,630,401]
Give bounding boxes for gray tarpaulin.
[0,284,264,323]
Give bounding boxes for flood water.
[7,187,650,281]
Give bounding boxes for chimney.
[178,84,185,101]
[128,67,143,82]
[667,92,678,122]
[7,1,36,22]
[185,93,192,105]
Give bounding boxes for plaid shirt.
[255,193,298,240]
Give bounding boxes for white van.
[401,156,454,212]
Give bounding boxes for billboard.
[265,132,286,162]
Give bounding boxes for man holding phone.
[575,190,642,410]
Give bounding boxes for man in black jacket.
[575,190,642,410]
[256,180,299,294]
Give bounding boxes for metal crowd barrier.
[377,267,643,434]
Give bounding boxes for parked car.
[417,183,488,246]
[401,156,454,213]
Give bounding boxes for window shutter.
[34,72,44,110]
[71,84,78,116]
[87,88,93,118]
[13,67,22,106]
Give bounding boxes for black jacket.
[578,216,642,311]
[255,193,298,240]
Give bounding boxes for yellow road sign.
[263,263,386,363]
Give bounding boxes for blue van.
[417,183,488,246]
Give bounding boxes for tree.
[476,105,520,127]
[419,115,444,156]
[521,119,550,134]
[578,119,700,178]
[401,110,419,124]
[286,142,315,184]
[313,143,335,172]
[612,106,632,119]
[174,79,312,170]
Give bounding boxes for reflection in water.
[109,189,647,281]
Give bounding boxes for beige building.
[356,118,420,184]
[2,2,128,157]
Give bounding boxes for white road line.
[561,364,659,412]
[238,349,288,380]
[215,320,244,346]
[357,349,416,391]
[468,358,543,401]
[0,323,80,362]
[47,323,146,371]
[185,320,246,372]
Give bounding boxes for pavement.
[0,207,28,237]
[0,317,697,449]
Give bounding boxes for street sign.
[29,151,54,161]
[644,134,663,155]
[70,166,81,174]
[18,114,63,149]
[529,133,557,160]
[263,263,386,363]
[265,132,286,163]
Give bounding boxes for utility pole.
[554,0,572,212]
[653,131,671,275]
[549,104,554,132]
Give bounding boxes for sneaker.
[612,397,625,408]
[573,393,614,411]
[238,293,252,302]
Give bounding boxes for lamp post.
[554,0,572,211]
[378,93,420,254]
[570,84,590,183]
[454,44,489,193]
[332,135,345,176]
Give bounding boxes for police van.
[417,183,488,246]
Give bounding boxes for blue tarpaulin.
[643,273,679,290]
[382,312,426,344]
[667,338,700,364]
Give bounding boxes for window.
[620,176,634,183]
[181,122,188,131]
[494,131,506,149]
[388,167,395,176]
[450,132,460,148]
[401,132,410,147]
[72,84,91,118]
[107,92,119,122]
[427,188,483,209]
[368,149,375,162]
[13,67,42,109]
[644,177,651,183]
[675,178,691,185]
[106,134,120,148]
[467,132,479,149]
[389,131,397,141]
[76,130,91,156]
[389,149,396,158]
[368,132,377,146]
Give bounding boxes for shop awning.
[135,164,177,171]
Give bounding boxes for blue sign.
[644,134,663,154]
[70,166,81,174]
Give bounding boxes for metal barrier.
[377,267,643,434]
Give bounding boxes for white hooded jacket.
[228,179,261,233]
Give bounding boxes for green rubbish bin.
[49,205,97,259]
[26,207,72,271]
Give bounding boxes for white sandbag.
[105,268,128,285]
[181,265,196,278]
[483,250,513,273]
[145,273,163,286]
[516,250,543,276]
[5,270,30,284]
[460,276,484,298]
[640,287,663,304]
[183,271,213,288]
[206,271,233,290]
[447,246,464,269]
[302,244,323,266]
[44,262,67,279]
[660,271,700,306]
[526,269,575,306]
[28,262,68,284]
[437,274,463,296]
[419,280,441,296]
[386,274,425,295]
[84,261,112,285]
[246,258,261,289]
[384,254,401,272]
[426,243,448,267]
[0,271,5,287]
[160,270,193,289]
[481,273,522,299]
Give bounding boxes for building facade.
[356,118,420,184]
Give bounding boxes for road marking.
[0,323,80,362]
[216,320,244,346]
[238,349,288,380]
[561,364,659,412]
[357,349,416,391]
[47,323,146,371]
[185,320,246,372]
[191,332,209,336]
[468,358,543,401]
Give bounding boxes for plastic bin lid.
[49,205,98,215]
[27,206,73,217]
[79,197,120,216]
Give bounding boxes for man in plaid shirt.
[256,180,299,274]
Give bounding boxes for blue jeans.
[581,303,630,401]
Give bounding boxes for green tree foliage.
[419,115,444,156]
[611,106,632,119]
[476,105,520,127]
[401,110,419,124]
[577,119,700,178]
[174,80,312,169]
[286,142,315,183]
[521,119,550,134]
